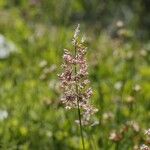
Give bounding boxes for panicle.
[73,24,80,40]
[59,24,98,125]
[72,24,80,45]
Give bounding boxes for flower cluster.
[145,129,150,136]
[59,24,98,125]
[140,144,150,150]
[140,128,150,150]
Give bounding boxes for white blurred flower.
[140,144,150,150]
[0,110,8,121]
[116,20,124,28]
[114,81,122,90]
[39,60,47,68]
[145,129,150,136]
[140,49,147,57]
[0,34,17,59]
[134,84,141,92]
[103,112,114,121]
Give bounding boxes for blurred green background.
[0,0,150,150]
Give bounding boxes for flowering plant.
[58,24,98,149]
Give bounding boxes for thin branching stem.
[74,43,85,150]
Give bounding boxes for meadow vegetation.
[0,0,150,150]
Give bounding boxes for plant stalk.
[74,43,85,150]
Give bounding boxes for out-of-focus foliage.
[1,0,150,38]
[0,0,150,150]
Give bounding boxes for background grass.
[0,0,150,150]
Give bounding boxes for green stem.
[115,143,119,150]
[77,98,85,150]
[74,43,85,150]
